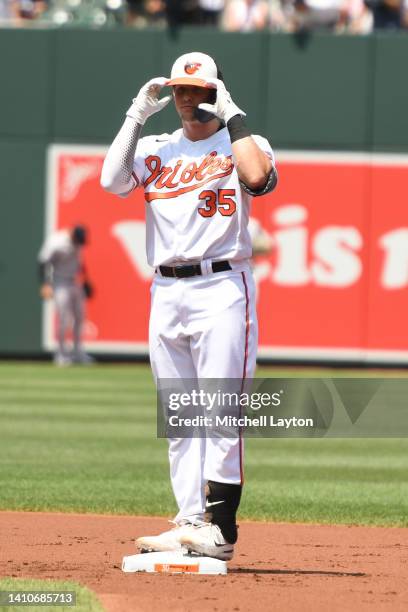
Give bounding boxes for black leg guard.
[205,480,242,544]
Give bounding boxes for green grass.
[0,577,104,612]
[0,362,407,526]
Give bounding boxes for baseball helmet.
[168,52,219,88]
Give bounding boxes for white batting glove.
[198,78,246,124]
[126,77,171,125]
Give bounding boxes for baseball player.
[101,51,277,560]
[38,224,93,366]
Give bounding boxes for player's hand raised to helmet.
[198,79,246,125]
[126,77,171,125]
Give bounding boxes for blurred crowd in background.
[0,0,407,36]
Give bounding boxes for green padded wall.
[0,141,46,352]
[0,29,51,138]
[372,34,408,152]
[265,33,374,150]
[53,29,164,141]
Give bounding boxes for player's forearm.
[231,136,273,190]
[225,114,275,191]
[100,118,143,196]
[101,78,170,196]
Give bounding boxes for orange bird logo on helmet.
[184,63,202,75]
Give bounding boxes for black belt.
[158,260,232,278]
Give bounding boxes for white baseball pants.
[149,264,257,523]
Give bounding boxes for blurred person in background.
[402,0,408,26]
[18,0,47,20]
[346,0,374,32]
[0,0,46,23]
[285,0,372,33]
[144,0,166,24]
[364,0,404,28]
[166,0,201,25]
[198,0,225,24]
[126,0,143,25]
[0,0,20,23]
[38,225,94,366]
[223,0,270,30]
[269,0,293,30]
[126,0,165,26]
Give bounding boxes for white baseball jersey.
[38,230,81,284]
[132,127,274,267]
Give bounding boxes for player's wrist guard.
[227,115,251,144]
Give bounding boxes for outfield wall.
[1,28,407,361]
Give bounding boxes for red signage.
[44,147,408,363]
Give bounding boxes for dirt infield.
[0,512,407,612]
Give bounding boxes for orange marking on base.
[154,563,200,573]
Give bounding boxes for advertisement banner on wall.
[44,146,408,363]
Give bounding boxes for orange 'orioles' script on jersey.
[132,127,274,267]
[144,151,234,199]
